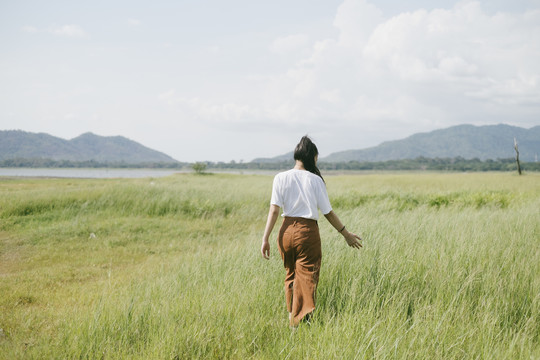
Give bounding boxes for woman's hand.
[323,211,363,249]
[261,240,270,259]
[343,230,362,249]
[261,205,280,260]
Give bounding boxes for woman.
[261,136,362,327]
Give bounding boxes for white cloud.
[158,0,540,154]
[48,24,88,38]
[22,26,38,33]
[360,2,540,109]
[207,45,220,54]
[128,18,141,26]
[158,90,262,128]
[466,76,540,105]
[288,1,539,127]
[333,0,384,47]
[319,89,342,104]
[22,24,88,38]
[270,34,310,53]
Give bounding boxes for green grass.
[0,172,539,359]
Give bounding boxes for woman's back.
[271,169,332,221]
[261,136,362,327]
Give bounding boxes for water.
[0,168,280,178]
[0,168,186,178]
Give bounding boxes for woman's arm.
[324,210,362,249]
[261,204,280,259]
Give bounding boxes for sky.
[1,0,540,162]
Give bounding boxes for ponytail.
[293,136,324,183]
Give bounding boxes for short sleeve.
[316,179,332,215]
[270,175,283,207]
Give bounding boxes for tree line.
[209,157,540,172]
[2,156,538,172]
[0,158,187,169]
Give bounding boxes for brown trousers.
[278,217,322,326]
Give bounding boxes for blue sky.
[1,0,539,162]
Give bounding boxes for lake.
[0,168,279,178]
[0,168,185,178]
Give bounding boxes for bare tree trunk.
[514,137,522,175]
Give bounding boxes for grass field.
[0,172,539,359]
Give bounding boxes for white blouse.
[270,169,332,220]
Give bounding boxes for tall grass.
[0,173,539,359]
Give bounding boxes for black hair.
[294,135,324,182]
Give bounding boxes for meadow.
[0,172,539,359]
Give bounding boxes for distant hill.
[252,151,294,163]
[323,124,539,162]
[0,130,178,163]
[253,124,539,163]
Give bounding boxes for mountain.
[252,124,539,163]
[252,151,294,163]
[323,124,540,162]
[0,130,178,163]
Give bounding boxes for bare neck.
[294,160,305,170]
